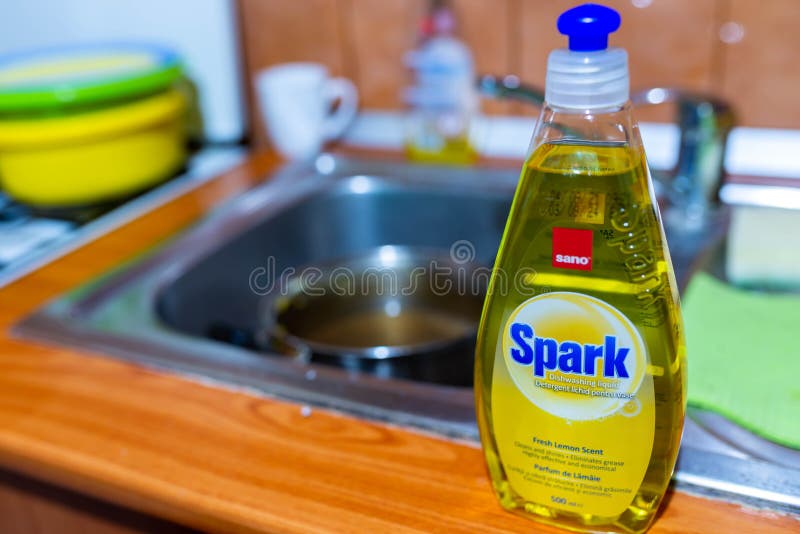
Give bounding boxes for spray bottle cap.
[558,3,621,51]
[545,3,629,110]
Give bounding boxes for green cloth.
[684,272,800,449]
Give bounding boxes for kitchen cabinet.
[0,469,192,534]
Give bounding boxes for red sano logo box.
[552,227,593,271]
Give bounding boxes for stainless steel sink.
[15,155,800,514]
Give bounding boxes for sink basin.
[155,157,510,387]
[15,155,800,513]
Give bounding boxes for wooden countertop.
[0,151,796,534]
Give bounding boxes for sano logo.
[553,227,592,271]
[501,292,648,420]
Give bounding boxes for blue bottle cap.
[557,3,621,52]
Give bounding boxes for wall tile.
[721,0,800,128]
[346,0,425,110]
[239,0,348,145]
[518,0,719,123]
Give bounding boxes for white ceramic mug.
[255,63,358,159]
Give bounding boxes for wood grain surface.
[0,150,796,533]
[0,468,195,533]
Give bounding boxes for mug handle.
[323,77,358,141]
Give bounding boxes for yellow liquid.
[405,134,478,165]
[475,142,686,534]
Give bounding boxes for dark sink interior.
[155,175,511,384]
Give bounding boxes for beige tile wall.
[720,0,800,128]
[239,0,800,146]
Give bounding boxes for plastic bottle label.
[491,291,655,516]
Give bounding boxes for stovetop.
[0,146,246,289]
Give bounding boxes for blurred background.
[1,0,795,145]
[0,3,798,531]
[236,0,797,143]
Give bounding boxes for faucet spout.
[632,88,735,225]
[476,74,545,107]
[476,75,735,231]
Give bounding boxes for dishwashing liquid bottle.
[403,2,478,164]
[475,4,686,533]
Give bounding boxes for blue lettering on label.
[509,323,630,378]
[510,323,534,365]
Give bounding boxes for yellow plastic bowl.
[0,88,187,207]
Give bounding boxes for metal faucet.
[477,75,735,230]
